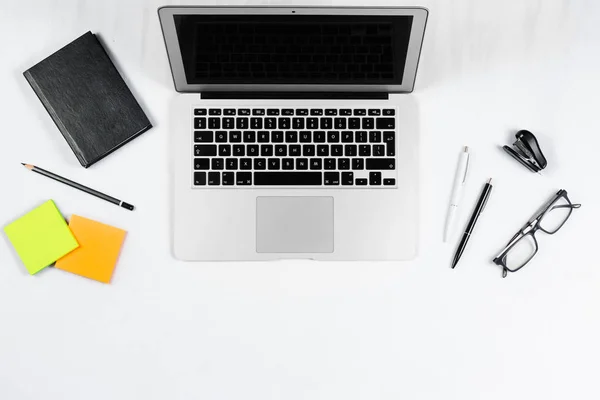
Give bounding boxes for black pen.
[22,163,135,211]
[451,178,493,269]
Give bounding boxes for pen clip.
[480,181,493,212]
[461,152,470,184]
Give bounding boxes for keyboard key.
[236,172,252,185]
[226,158,238,170]
[342,172,354,185]
[383,109,395,116]
[307,118,319,129]
[257,131,270,142]
[310,159,322,170]
[331,145,343,156]
[338,158,350,170]
[368,109,381,116]
[261,145,273,157]
[296,158,308,170]
[236,118,249,129]
[340,109,352,116]
[366,159,395,170]
[244,131,256,142]
[229,131,242,142]
[369,172,382,185]
[194,109,207,116]
[209,109,221,116]
[267,109,280,115]
[310,109,323,116]
[265,118,276,129]
[250,118,263,129]
[327,131,340,143]
[296,109,308,116]
[317,145,329,156]
[223,118,234,129]
[223,109,236,115]
[240,158,252,170]
[324,158,336,170]
[324,172,340,185]
[208,172,220,185]
[293,118,304,129]
[382,131,395,154]
[373,145,385,156]
[369,131,381,142]
[252,109,265,116]
[215,131,227,142]
[384,178,396,186]
[194,131,213,143]
[352,158,365,170]
[272,131,284,143]
[238,109,250,116]
[194,158,210,170]
[289,145,301,156]
[356,131,368,143]
[194,145,216,156]
[303,145,315,156]
[320,118,332,129]
[345,145,357,157]
[335,118,346,129]
[247,145,259,157]
[208,118,220,129]
[254,172,322,185]
[299,131,312,143]
[282,158,294,170]
[212,158,224,170]
[314,131,326,143]
[233,145,245,156]
[353,109,366,116]
[356,178,368,185]
[194,118,207,129]
[286,131,298,142]
[254,158,266,170]
[275,145,287,156]
[268,159,280,170]
[325,109,337,116]
[349,118,360,129]
[376,118,395,129]
[194,172,206,185]
[282,109,294,116]
[341,131,353,143]
[362,118,374,130]
[278,118,291,129]
[222,172,234,185]
[359,145,371,156]
[219,145,231,156]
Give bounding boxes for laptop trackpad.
[256,196,334,253]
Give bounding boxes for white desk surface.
[1,1,599,399]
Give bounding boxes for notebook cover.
[23,32,152,168]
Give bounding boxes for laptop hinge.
[200,92,389,100]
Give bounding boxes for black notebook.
[24,32,152,168]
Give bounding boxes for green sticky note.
[3,200,79,275]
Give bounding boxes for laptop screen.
[173,14,413,86]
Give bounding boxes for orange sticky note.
[55,215,126,283]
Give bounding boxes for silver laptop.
[158,6,428,261]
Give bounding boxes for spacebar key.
[254,172,322,185]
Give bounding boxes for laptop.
[158,6,428,261]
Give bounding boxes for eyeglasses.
[493,189,581,278]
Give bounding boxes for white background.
[1,1,599,399]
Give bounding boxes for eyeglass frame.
[493,189,581,278]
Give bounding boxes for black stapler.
[502,130,548,173]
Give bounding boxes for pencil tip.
[21,163,34,170]
[21,162,26,166]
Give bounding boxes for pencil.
[22,163,134,211]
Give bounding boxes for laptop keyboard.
[192,108,397,187]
